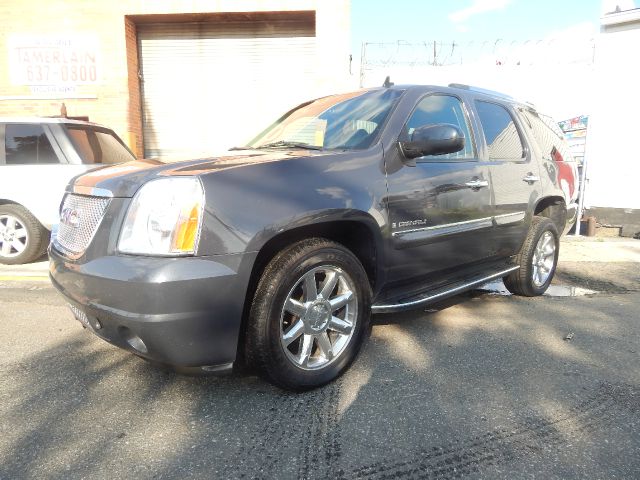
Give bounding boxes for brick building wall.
[0,0,351,158]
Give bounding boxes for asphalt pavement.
[0,238,638,479]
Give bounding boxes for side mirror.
[400,123,465,160]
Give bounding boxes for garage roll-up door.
[138,17,316,159]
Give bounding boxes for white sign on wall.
[7,34,101,96]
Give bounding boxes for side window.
[66,128,97,163]
[520,109,556,156]
[5,124,58,164]
[475,101,524,160]
[405,94,475,160]
[66,127,135,164]
[521,109,573,162]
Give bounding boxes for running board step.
[371,266,519,314]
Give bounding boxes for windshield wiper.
[228,146,253,151]
[255,140,322,150]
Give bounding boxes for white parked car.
[0,118,135,264]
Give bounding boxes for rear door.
[385,93,495,283]
[473,100,541,256]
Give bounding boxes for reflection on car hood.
[70,148,334,198]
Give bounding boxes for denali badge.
[60,207,81,228]
[392,219,428,229]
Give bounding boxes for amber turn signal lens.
[172,203,201,253]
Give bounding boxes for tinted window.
[5,124,58,164]
[248,89,404,150]
[520,109,573,162]
[405,94,474,159]
[475,101,524,160]
[66,126,135,164]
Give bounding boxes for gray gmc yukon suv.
[49,84,578,390]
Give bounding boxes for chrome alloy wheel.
[531,231,556,287]
[0,214,28,258]
[280,265,358,370]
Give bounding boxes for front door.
[385,93,495,284]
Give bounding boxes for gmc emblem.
[60,207,81,228]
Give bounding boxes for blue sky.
[351,0,603,55]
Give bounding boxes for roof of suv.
[380,83,534,109]
[0,117,107,128]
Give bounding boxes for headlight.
[118,177,204,255]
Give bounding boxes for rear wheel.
[246,238,371,391]
[0,205,49,265]
[504,216,559,296]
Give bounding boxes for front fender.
[196,146,388,256]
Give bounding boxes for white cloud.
[449,0,511,23]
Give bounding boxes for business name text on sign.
[8,35,101,87]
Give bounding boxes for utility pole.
[359,42,366,88]
[574,123,590,236]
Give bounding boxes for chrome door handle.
[522,173,539,184]
[465,179,489,189]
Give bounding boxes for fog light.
[68,304,90,329]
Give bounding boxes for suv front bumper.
[49,247,255,367]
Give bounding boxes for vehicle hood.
[70,148,332,198]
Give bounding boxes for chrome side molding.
[494,211,526,225]
[392,216,494,238]
[465,179,490,189]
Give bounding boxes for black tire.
[0,204,49,265]
[503,216,559,296]
[246,238,371,391]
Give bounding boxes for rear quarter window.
[520,109,574,162]
[66,126,135,164]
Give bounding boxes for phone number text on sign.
[8,35,101,86]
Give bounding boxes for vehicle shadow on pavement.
[0,334,150,479]
[1,291,639,479]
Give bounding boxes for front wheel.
[503,216,559,296]
[246,238,371,391]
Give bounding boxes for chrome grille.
[54,194,110,257]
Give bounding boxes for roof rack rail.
[448,83,516,101]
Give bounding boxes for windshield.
[247,89,405,151]
[66,125,136,164]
